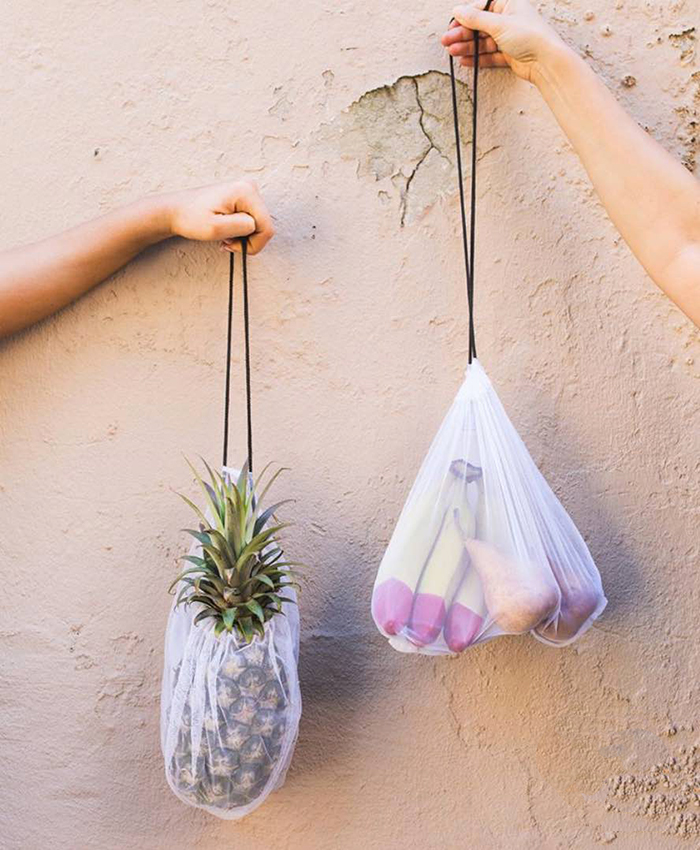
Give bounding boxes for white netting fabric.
[372,360,606,655]
[161,468,301,819]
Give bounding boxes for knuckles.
[229,179,259,200]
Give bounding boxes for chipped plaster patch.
[669,26,696,66]
[319,71,475,226]
[605,742,700,840]
[675,69,700,173]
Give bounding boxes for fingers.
[231,181,274,255]
[452,3,502,39]
[441,25,488,46]
[448,35,499,56]
[456,0,498,15]
[458,52,509,68]
[220,239,242,254]
[212,212,256,242]
[447,0,495,26]
[168,180,276,252]
[220,235,268,255]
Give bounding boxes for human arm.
[0,180,274,339]
[443,0,700,326]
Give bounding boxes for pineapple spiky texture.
[171,459,300,644]
[167,628,294,810]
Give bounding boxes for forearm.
[0,195,173,339]
[534,44,700,324]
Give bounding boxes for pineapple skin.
[165,619,298,816]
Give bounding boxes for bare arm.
[0,180,274,339]
[444,0,700,327]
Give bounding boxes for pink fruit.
[407,593,446,646]
[444,602,483,652]
[371,578,414,636]
[534,579,604,644]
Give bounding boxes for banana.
[372,460,482,644]
[444,559,486,652]
[408,508,466,646]
[372,489,451,637]
[407,462,484,647]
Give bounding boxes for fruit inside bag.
[160,465,301,819]
[161,594,300,819]
[371,360,607,656]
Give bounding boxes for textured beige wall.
[1,1,699,848]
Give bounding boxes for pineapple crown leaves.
[170,457,303,643]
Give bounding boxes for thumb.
[211,212,256,240]
[452,4,502,37]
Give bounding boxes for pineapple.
[164,460,302,812]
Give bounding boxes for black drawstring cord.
[222,239,253,474]
[224,6,491,467]
[449,50,473,360]
[241,239,253,474]
[222,248,234,469]
[449,0,493,363]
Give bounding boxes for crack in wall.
[400,78,440,226]
[318,70,476,226]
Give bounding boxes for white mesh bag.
[160,467,301,819]
[371,32,605,655]
[161,247,302,817]
[372,361,606,655]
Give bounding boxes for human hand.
[442,0,569,84]
[166,180,274,255]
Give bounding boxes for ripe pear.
[462,476,560,634]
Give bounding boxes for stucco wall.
[1,1,699,848]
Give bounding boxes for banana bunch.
[372,459,486,653]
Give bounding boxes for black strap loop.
[222,239,253,473]
[449,0,492,363]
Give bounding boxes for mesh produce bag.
[371,11,606,655]
[160,523,301,818]
[372,361,606,655]
[161,245,301,817]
